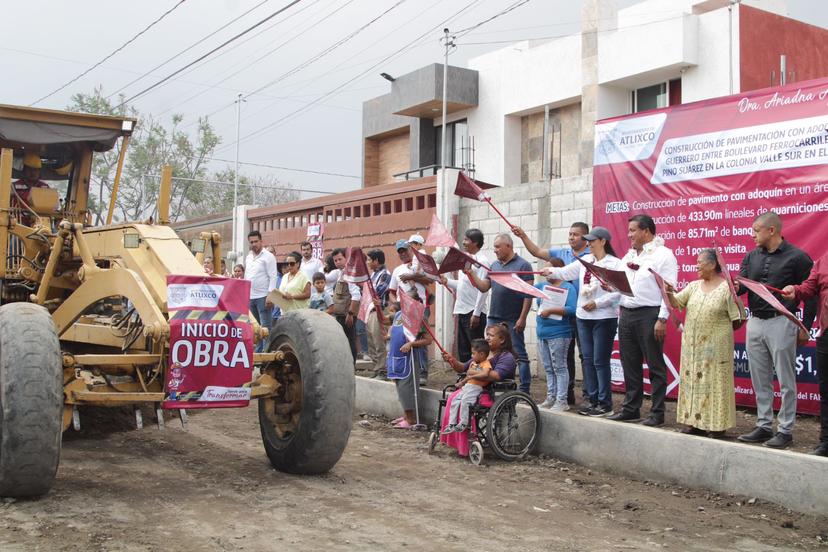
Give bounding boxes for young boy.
[308,272,333,312]
[535,258,577,411]
[442,339,492,433]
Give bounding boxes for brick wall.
[456,174,592,359]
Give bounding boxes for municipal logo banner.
[164,275,254,409]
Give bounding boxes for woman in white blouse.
[542,226,622,418]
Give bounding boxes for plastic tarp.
[0,119,122,151]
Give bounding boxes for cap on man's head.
[395,239,410,251]
[583,226,612,242]
[22,152,42,169]
[408,234,425,245]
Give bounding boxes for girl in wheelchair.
[442,339,491,434]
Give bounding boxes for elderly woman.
[438,323,517,455]
[666,248,742,436]
[277,251,311,311]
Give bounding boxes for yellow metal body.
[0,105,277,428]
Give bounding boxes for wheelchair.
[427,378,540,465]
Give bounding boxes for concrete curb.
[355,376,828,515]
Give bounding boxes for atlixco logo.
[167,283,224,309]
[594,113,667,166]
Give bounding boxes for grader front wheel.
[258,310,354,474]
[0,303,63,497]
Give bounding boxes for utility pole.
[231,93,244,263]
[440,28,456,191]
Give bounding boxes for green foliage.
[66,87,295,223]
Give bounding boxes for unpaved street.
[0,406,825,551]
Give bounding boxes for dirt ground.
[1,404,826,551]
[412,361,826,455]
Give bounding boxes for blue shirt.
[548,246,590,294]
[487,254,533,321]
[534,281,577,340]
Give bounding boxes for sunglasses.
[286,261,297,266]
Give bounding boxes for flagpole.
[485,197,514,228]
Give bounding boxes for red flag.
[424,213,458,248]
[411,247,440,281]
[342,247,370,284]
[454,172,490,201]
[438,247,484,274]
[736,277,808,333]
[357,282,373,324]
[648,268,684,332]
[488,272,548,300]
[576,257,634,297]
[399,289,426,342]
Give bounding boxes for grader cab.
[0,104,354,497]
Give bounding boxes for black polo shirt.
[739,240,816,325]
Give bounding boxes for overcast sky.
[2,0,827,198]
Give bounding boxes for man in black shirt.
[737,211,815,449]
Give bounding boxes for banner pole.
[485,197,514,228]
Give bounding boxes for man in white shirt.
[299,241,324,282]
[608,214,678,427]
[440,228,489,362]
[244,230,279,353]
[326,247,362,363]
[388,240,428,306]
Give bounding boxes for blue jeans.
[249,297,273,353]
[538,337,571,403]
[576,317,618,409]
[488,318,530,393]
[356,318,369,355]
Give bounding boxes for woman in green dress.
[666,249,742,436]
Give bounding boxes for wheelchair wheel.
[427,431,438,455]
[486,391,540,461]
[469,441,484,466]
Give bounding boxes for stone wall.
[520,103,582,183]
[456,174,593,358]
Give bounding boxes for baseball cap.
[408,234,425,245]
[395,239,410,250]
[583,226,612,242]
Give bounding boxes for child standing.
[308,272,333,312]
[442,339,492,433]
[535,258,578,411]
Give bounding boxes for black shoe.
[641,416,664,427]
[737,427,774,443]
[608,411,640,423]
[577,402,596,416]
[811,442,828,456]
[763,432,793,449]
[587,405,613,418]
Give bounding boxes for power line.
[455,0,533,37]
[215,0,482,153]
[31,0,188,106]
[107,0,273,100]
[119,0,304,107]
[205,157,360,179]
[145,173,336,194]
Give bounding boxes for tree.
[66,87,295,223]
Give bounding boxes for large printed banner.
[164,275,254,409]
[593,77,828,415]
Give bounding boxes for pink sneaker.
[393,420,414,429]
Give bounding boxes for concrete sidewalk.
[355,376,828,516]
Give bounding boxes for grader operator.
[0,104,354,498]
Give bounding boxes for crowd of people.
[230,210,828,457]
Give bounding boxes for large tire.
[258,309,354,474]
[0,303,63,497]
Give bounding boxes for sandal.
[393,420,413,429]
[679,426,707,436]
[391,416,405,424]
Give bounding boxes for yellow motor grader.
[0,104,354,497]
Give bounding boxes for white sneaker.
[538,399,555,409]
[551,402,570,412]
[361,354,372,362]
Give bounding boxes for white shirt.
[325,269,339,294]
[446,250,490,316]
[335,270,362,301]
[619,237,678,319]
[547,254,622,320]
[244,248,278,299]
[300,256,324,282]
[389,262,427,304]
